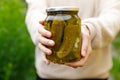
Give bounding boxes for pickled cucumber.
[44,21,51,31]
[50,15,66,51]
[57,24,80,58]
[72,38,81,58]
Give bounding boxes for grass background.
[0,0,120,80]
[0,0,35,80]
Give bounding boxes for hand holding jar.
[38,7,92,67]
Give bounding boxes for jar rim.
[46,6,79,12]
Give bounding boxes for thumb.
[81,26,90,57]
[39,21,44,25]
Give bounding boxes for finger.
[81,27,90,57]
[43,55,51,65]
[38,43,52,55]
[78,41,92,66]
[39,21,44,25]
[81,35,89,57]
[65,57,86,67]
[41,52,51,65]
[87,42,92,56]
[44,59,50,65]
[65,44,92,67]
[38,26,51,38]
[78,44,92,66]
[65,48,91,67]
[38,36,55,46]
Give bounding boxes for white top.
[25,0,120,79]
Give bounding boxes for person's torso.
[36,0,112,79]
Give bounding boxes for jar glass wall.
[44,6,81,64]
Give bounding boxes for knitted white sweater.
[25,0,120,79]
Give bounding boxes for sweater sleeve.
[82,0,120,49]
[25,0,47,45]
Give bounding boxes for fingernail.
[46,32,51,37]
[48,40,55,45]
[47,50,52,55]
[44,60,50,65]
[82,50,86,57]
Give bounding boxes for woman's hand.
[38,21,92,67]
[65,25,92,68]
[37,21,55,64]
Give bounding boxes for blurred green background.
[0,0,35,80]
[0,0,120,80]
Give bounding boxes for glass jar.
[44,6,81,64]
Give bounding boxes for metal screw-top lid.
[46,6,79,12]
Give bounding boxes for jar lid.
[46,6,79,12]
